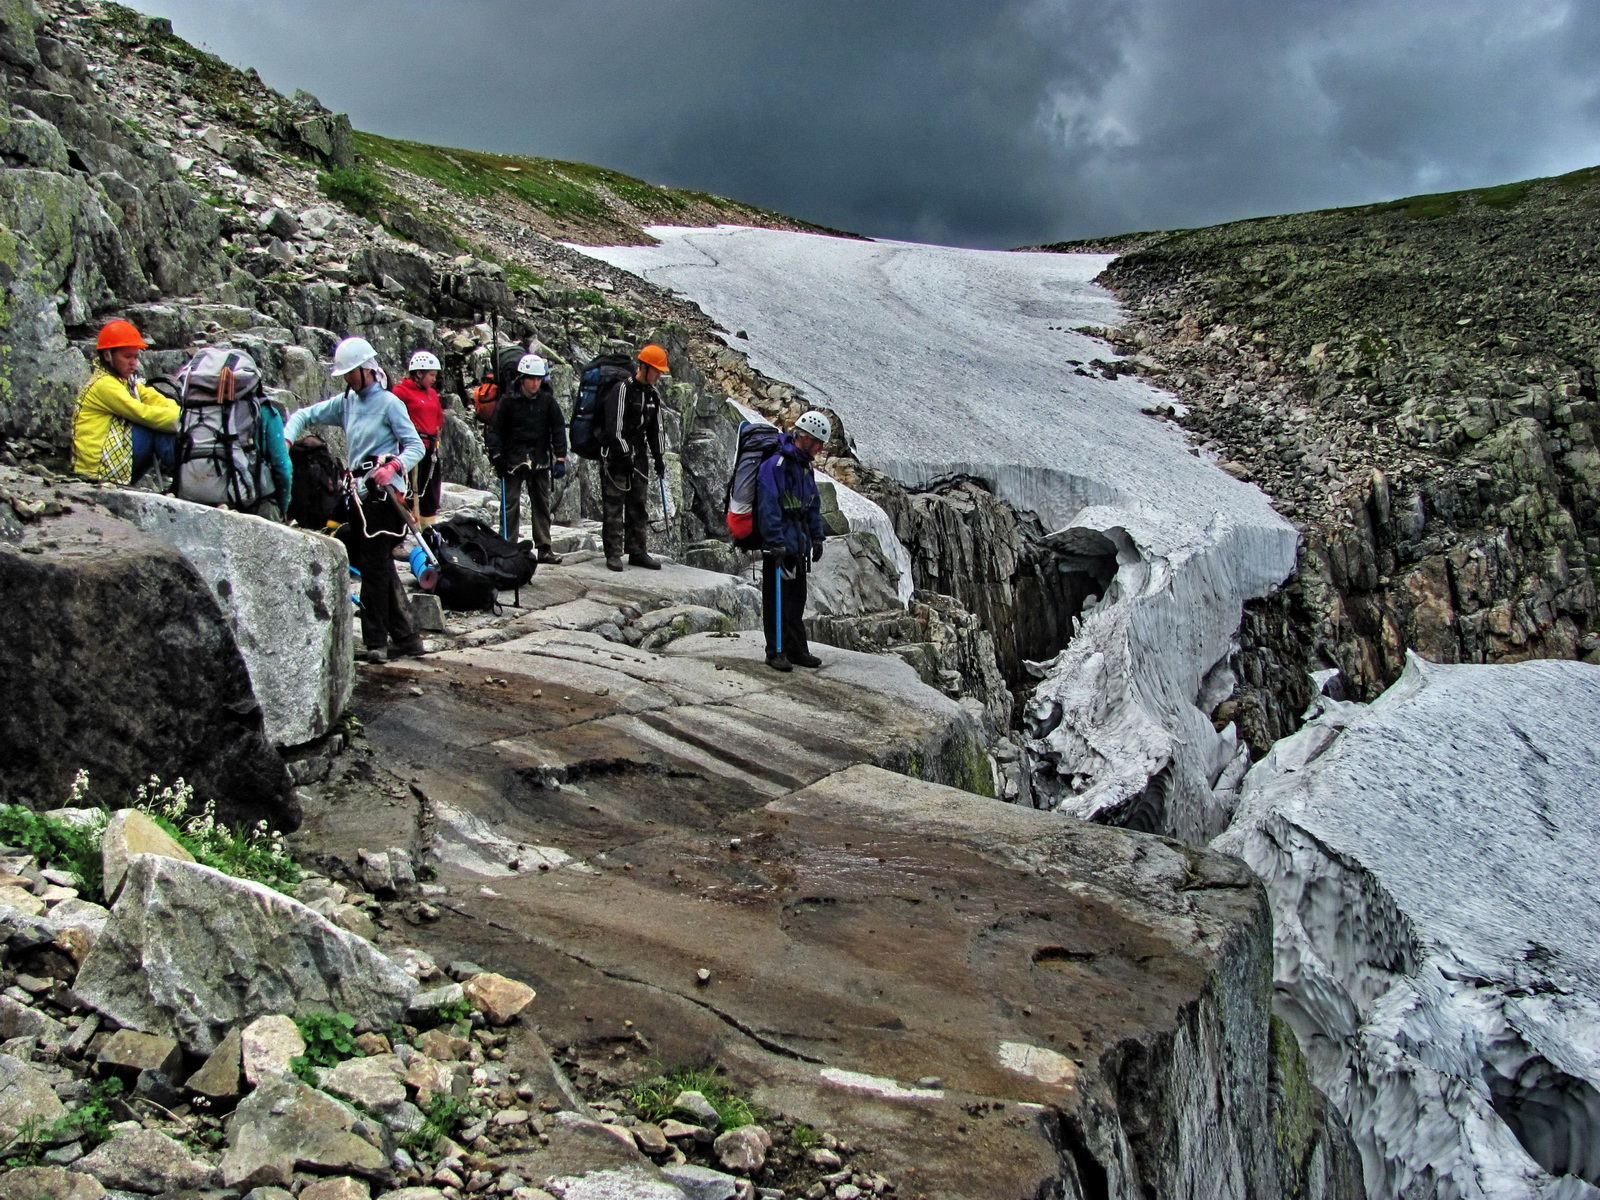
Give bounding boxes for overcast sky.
[133,0,1600,249]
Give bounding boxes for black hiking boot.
[788,650,823,668]
[389,635,427,660]
[606,556,625,572]
[537,548,563,565]
[628,552,661,570]
[765,653,792,673]
[356,647,386,665]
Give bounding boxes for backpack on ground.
[287,435,345,528]
[569,353,634,459]
[425,515,535,611]
[472,346,529,424]
[171,346,271,509]
[724,420,783,548]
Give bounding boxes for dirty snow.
[1216,653,1600,1200]
[582,227,1297,838]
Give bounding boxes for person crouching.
[284,336,427,663]
[486,353,567,564]
[71,319,179,486]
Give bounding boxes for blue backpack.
[569,353,633,459]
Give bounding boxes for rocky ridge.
[1042,175,1600,734]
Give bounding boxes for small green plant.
[431,997,475,1027]
[505,263,544,292]
[791,1122,819,1149]
[291,1012,363,1080]
[628,1066,762,1130]
[0,771,106,898]
[140,777,301,895]
[1,1077,124,1165]
[403,1092,467,1154]
[318,166,388,219]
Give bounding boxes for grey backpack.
[172,347,271,509]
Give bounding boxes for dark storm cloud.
[135,0,1600,247]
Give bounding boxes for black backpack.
[426,516,535,611]
[570,353,633,459]
[288,435,345,529]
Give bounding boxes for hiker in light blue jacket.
[284,336,426,663]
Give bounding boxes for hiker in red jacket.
[394,350,445,526]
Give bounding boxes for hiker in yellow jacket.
[71,319,179,484]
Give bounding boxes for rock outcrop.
[0,468,291,820]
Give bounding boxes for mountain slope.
[1043,169,1600,730]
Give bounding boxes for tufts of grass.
[319,166,390,220]
[628,1066,763,1131]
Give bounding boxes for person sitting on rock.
[394,350,446,528]
[598,344,668,571]
[71,319,180,486]
[284,336,427,663]
[486,353,567,564]
[756,409,831,672]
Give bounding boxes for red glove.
[369,457,401,489]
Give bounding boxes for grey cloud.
[136,0,1600,247]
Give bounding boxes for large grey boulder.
[75,1128,216,1193]
[805,531,903,618]
[221,1074,389,1189]
[0,1052,66,1144]
[0,470,291,822]
[98,491,352,747]
[75,855,416,1054]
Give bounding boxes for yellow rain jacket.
[71,367,180,483]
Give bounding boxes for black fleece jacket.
[486,380,566,472]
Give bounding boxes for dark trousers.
[130,425,175,485]
[600,455,649,559]
[762,555,809,659]
[411,440,442,519]
[500,469,552,551]
[341,491,416,651]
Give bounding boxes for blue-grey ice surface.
[581,226,1297,838]
[1217,653,1600,1200]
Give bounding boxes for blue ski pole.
[774,553,782,656]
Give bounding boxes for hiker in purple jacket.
[755,410,831,672]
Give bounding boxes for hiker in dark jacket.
[755,410,831,672]
[597,344,667,571]
[486,353,567,563]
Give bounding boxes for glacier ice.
[580,226,1297,840]
[1216,652,1600,1199]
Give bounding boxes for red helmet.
[637,344,670,374]
[96,319,148,351]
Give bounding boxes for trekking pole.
[772,552,782,657]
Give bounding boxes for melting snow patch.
[818,1067,943,1100]
[580,227,1296,841]
[998,1041,1079,1088]
[1216,652,1600,1200]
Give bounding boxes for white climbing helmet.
[516,353,549,378]
[793,409,832,444]
[329,336,379,378]
[408,350,441,373]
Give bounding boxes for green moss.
[318,165,389,219]
[1268,1015,1322,1195]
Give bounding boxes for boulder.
[185,1026,242,1098]
[670,1091,720,1131]
[220,1074,389,1189]
[241,1015,304,1084]
[461,972,535,1025]
[659,1164,740,1200]
[0,475,291,823]
[74,1128,216,1193]
[0,1052,66,1143]
[74,855,416,1054]
[0,1166,107,1200]
[100,808,194,901]
[319,1054,407,1112]
[0,885,43,916]
[97,491,353,747]
[95,1030,183,1080]
[301,1177,371,1200]
[805,531,903,618]
[711,1125,770,1173]
[44,898,110,964]
[0,995,65,1044]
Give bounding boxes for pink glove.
[370,458,401,489]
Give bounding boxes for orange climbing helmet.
[637,344,670,374]
[96,319,148,351]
